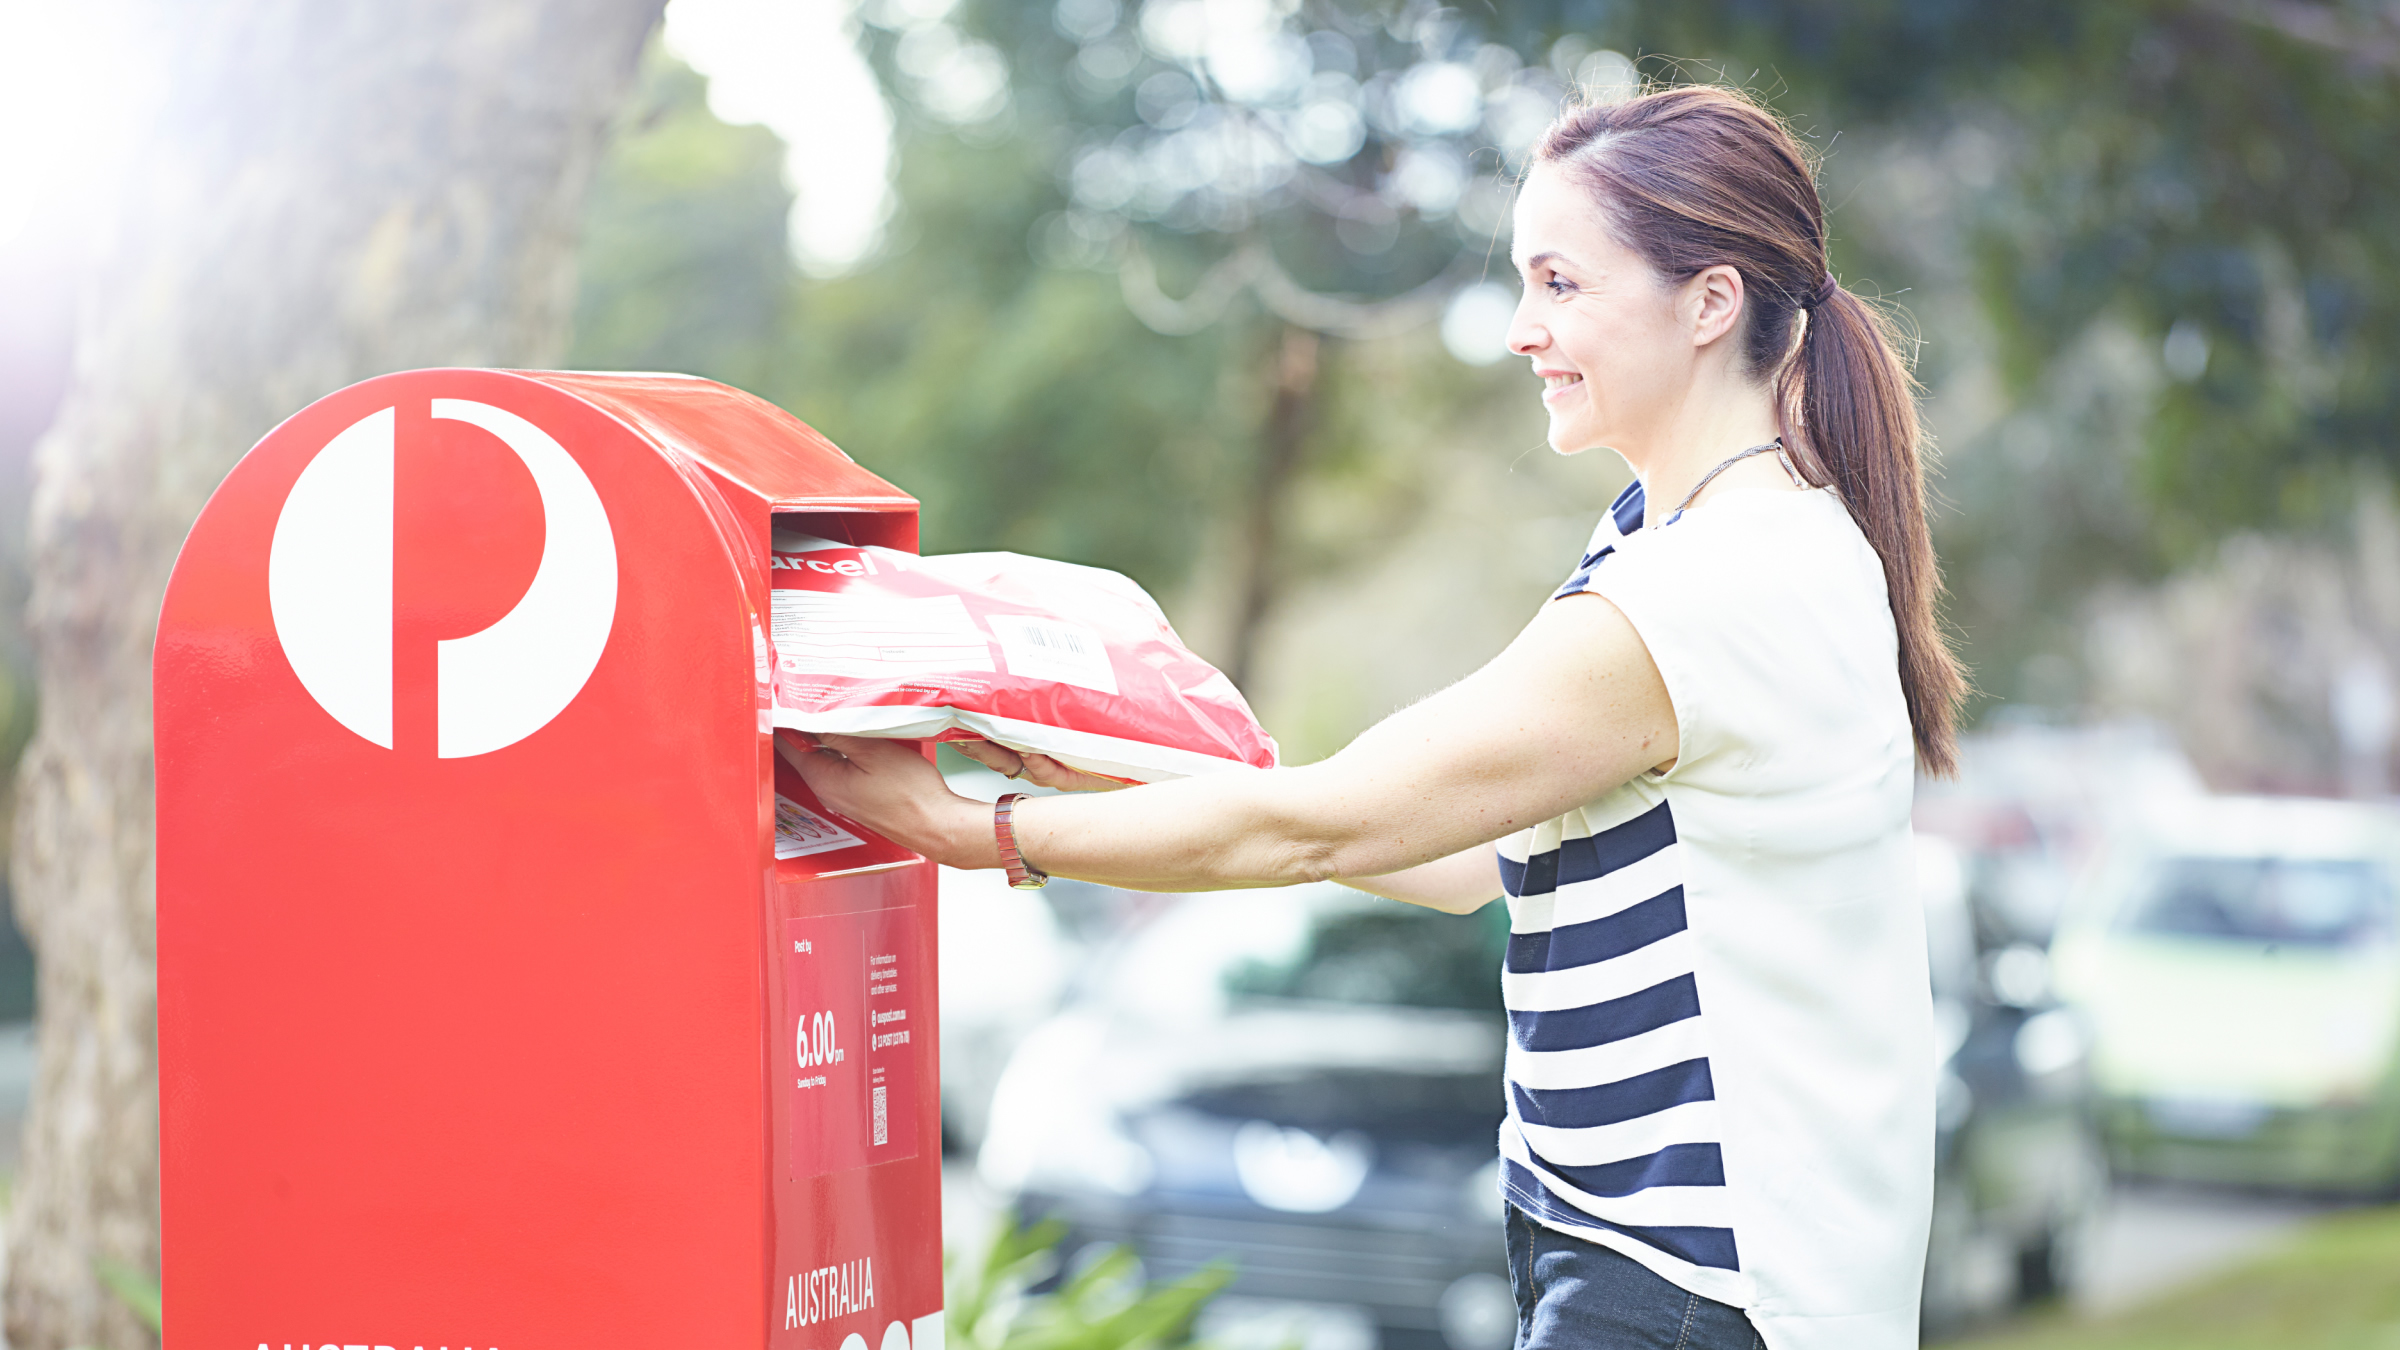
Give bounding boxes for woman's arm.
[1340,842,1505,914]
[795,590,1674,890]
[947,746,1503,910]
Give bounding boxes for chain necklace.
[1669,436,1806,517]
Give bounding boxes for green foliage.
[1588,2,2400,544]
[572,54,802,396]
[949,1214,1232,1350]
[574,1,2400,720]
[778,131,1247,584]
[571,49,1252,589]
[1953,6,2396,551]
[93,1257,161,1335]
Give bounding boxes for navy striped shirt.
[1497,794,1740,1275]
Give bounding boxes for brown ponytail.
[1535,85,1968,775]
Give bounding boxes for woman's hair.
[1536,84,1968,776]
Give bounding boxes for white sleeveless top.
[1497,479,1933,1350]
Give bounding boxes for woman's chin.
[1545,424,1601,457]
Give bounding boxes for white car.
[936,864,1072,1153]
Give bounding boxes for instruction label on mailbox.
[784,906,922,1178]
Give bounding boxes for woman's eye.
[1544,277,1577,297]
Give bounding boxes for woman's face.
[1505,162,1694,459]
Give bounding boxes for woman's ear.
[1687,264,1746,349]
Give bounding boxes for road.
[2072,1177,2345,1316]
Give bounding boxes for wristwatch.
[995,793,1048,890]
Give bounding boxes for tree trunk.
[1224,325,1326,690]
[4,3,665,1346]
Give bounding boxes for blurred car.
[936,864,1073,1153]
[2051,795,2400,1193]
[977,884,1514,1350]
[1915,837,2108,1333]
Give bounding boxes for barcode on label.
[987,614,1118,695]
[1018,624,1089,655]
[872,1085,889,1146]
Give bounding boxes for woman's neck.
[1621,385,1788,526]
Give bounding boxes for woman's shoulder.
[1559,484,1883,618]
[1600,489,1907,781]
[1621,487,1871,587]
[1673,483,1853,539]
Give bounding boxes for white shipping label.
[773,590,995,680]
[775,794,865,859]
[986,614,1118,695]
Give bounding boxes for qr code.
[872,1085,888,1146]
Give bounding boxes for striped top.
[1497,479,1933,1350]
[1500,797,1735,1272]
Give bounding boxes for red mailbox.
[155,370,944,1350]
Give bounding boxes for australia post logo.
[267,399,618,757]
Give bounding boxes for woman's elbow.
[1245,797,1412,886]
[1306,836,1417,887]
[1279,838,1346,886]
[1243,821,1353,886]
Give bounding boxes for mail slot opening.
[774,508,913,552]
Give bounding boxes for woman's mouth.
[1541,372,1583,405]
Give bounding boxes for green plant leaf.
[93,1257,161,1333]
[944,1214,1233,1350]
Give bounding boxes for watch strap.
[995,793,1048,889]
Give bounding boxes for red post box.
[155,370,945,1350]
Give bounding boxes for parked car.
[2051,795,2400,1192]
[977,884,1513,1350]
[1915,836,2108,1334]
[936,864,1073,1154]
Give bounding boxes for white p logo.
[268,399,618,757]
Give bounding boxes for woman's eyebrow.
[1522,250,1574,271]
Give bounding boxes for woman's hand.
[951,739,1128,793]
[790,735,990,867]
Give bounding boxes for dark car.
[977,885,1513,1350]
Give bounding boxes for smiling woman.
[799,82,1958,1350]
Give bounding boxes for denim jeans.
[1505,1205,1763,1350]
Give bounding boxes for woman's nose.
[1504,295,1545,356]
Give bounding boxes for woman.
[799,84,1963,1350]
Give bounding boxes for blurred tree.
[835,0,1567,678]
[582,0,2398,738]
[7,3,665,1347]
[2086,486,2400,796]
[573,58,803,395]
[576,41,1560,750]
[929,0,2399,695]
[573,49,1255,656]
[1950,4,2396,548]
